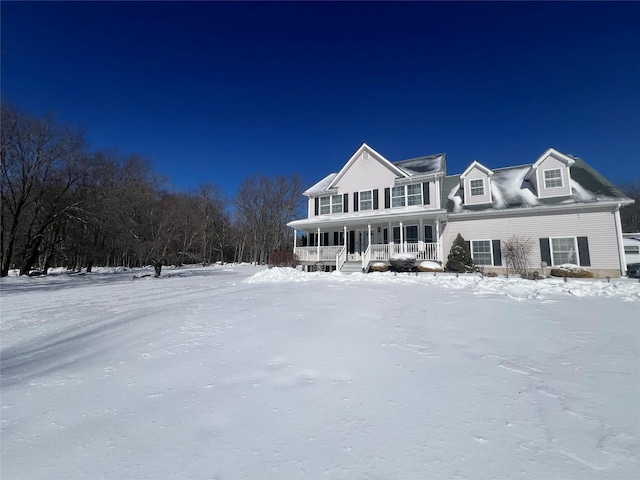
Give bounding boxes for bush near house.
[268,251,300,268]
[550,264,594,278]
[369,262,388,272]
[446,234,474,273]
[389,253,416,272]
[417,261,443,272]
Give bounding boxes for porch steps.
[339,261,364,274]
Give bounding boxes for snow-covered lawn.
[1,265,639,479]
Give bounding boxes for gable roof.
[443,154,631,214]
[327,143,408,189]
[305,146,447,196]
[459,160,494,179]
[525,147,576,180]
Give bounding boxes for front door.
[357,230,375,254]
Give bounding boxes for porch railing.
[336,246,347,271]
[296,242,439,269]
[365,242,439,268]
[294,246,344,263]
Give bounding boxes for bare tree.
[619,179,640,233]
[1,104,87,276]
[502,235,533,277]
[195,184,231,263]
[234,174,303,264]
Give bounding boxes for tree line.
[1,104,303,276]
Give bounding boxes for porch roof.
[287,207,447,230]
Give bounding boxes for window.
[392,186,405,207]
[331,195,342,213]
[319,195,342,215]
[392,225,418,243]
[471,240,492,265]
[407,184,422,206]
[391,184,422,208]
[319,196,330,215]
[424,225,434,243]
[551,237,577,265]
[359,190,373,211]
[405,225,419,243]
[544,169,563,188]
[470,179,484,196]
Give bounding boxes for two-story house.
[287,143,633,278]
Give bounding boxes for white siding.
[308,197,315,218]
[536,156,572,198]
[427,180,438,208]
[463,167,492,205]
[442,209,621,270]
[333,151,399,194]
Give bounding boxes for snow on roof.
[490,166,540,209]
[304,152,446,195]
[393,154,446,176]
[444,158,631,214]
[303,173,337,195]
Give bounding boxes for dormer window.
[319,195,342,214]
[525,148,575,199]
[544,169,563,189]
[469,179,485,196]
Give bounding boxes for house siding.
[536,156,572,198]
[442,209,621,274]
[333,151,399,197]
[308,197,316,218]
[463,167,492,206]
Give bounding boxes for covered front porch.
[289,212,445,272]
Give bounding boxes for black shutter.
[353,192,359,212]
[385,188,390,209]
[334,232,339,245]
[373,189,379,210]
[540,238,551,265]
[349,231,355,254]
[577,237,591,266]
[343,193,348,213]
[423,182,430,205]
[314,197,319,216]
[492,239,502,266]
[465,241,472,257]
[310,233,315,246]
[323,232,329,246]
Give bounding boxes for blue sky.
[2,1,639,197]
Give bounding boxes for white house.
[287,144,633,278]
[623,233,640,266]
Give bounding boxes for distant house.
[623,233,640,266]
[287,144,634,278]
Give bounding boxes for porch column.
[344,225,347,247]
[293,229,297,250]
[400,222,404,252]
[368,224,371,248]
[435,218,442,262]
[614,206,626,275]
[317,227,320,260]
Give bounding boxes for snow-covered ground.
[1,265,639,479]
